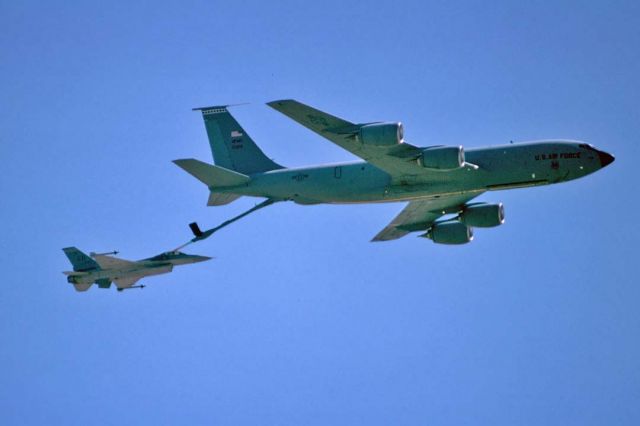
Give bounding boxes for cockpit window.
[579,143,596,151]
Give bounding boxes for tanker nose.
[597,150,615,168]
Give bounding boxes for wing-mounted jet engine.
[419,146,465,170]
[357,122,404,146]
[459,203,505,228]
[422,221,474,245]
[420,202,505,245]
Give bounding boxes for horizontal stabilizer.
[173,159,250,188]
[208,192,241,206]
[63,271,87,276]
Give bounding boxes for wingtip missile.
[117,284,145,292]
[90,250,119,257]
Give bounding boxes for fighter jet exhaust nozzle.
[421,222,473,245]
[459,203,505,228]
[419,146,465,170]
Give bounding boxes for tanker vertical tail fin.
[193,105,284,175]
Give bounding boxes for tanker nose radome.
[597,150,615,168]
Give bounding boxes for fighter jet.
[174,100,615,245]
[62,247,211,292]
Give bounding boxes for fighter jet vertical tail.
[192,105,284,175]
[62,247,100,272]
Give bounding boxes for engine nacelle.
[419,146,465,170]
[422,221,473,245]
[359,122,404,146]
[459,203,505,228]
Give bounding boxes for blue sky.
[1,1,639,424]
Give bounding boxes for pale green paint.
[176,101,614,243]
[218,141,605,204]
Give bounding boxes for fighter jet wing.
[92,255,137,269]
[113,276,142,289]
[267,99,426,178]
[372,192,484,241]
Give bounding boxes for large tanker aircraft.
[174,100,614,244]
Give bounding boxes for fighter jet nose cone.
[597,150,615,168]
